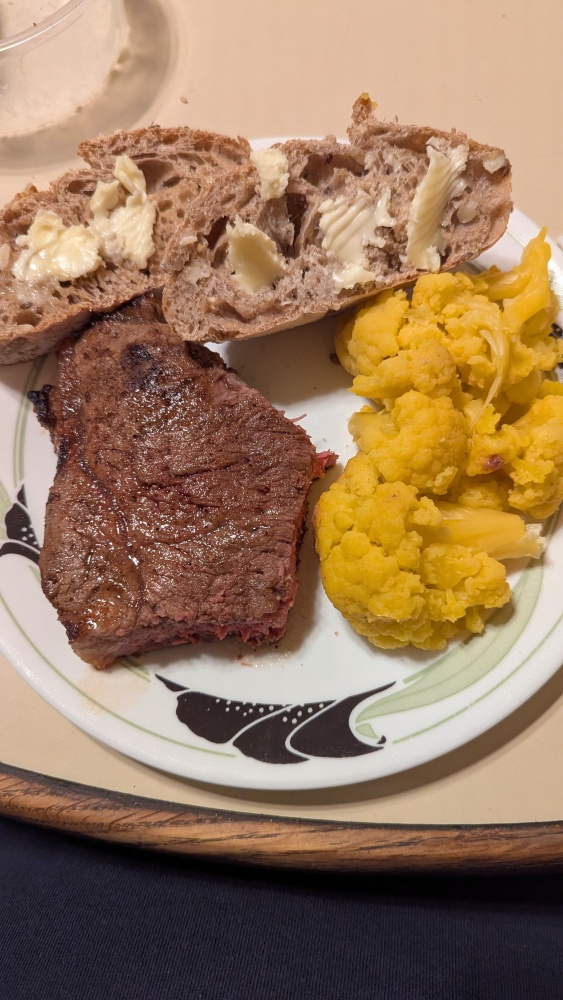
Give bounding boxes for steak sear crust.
[33,301,331,669]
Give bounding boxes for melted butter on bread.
[406,141,468,272]
[12,210,101,285]
[227,217,286,293]
[333,261,378,292]
[90,155,157,268]
[319,194,383,290]
[483,154,507,174]
[456,198,479,223]
[250,148,290,200]
[374,188,395,227]
[13,156,157,287]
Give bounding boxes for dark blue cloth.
[1,814,561,1000]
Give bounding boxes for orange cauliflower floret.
[504,395,563,519]
[335,232,562,418]
[313,454,544,650]
[463,396,563,518]
[335,289,410,376]
[412,273,507,403]
[350,339,461,406]
[444,474,510,512]
[349,391,469,495]
[466,404,521,477]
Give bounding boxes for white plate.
[1,206,562,791]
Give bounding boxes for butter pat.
[12,155,156,288]
[183,256,210,286]
[90,180,121,216]
[406,142,468,272]
[483,153,507,174]
[333,262,378,292]
[12,210,101,285]
[91,155,157,268]
[227,217,286,293]
[456,199,478,224]
[250,147,290,200]
[319,194,378,290]
[374,189,395,227]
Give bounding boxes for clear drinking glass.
[0,0,128,135]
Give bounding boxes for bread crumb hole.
[205,216,228,251]
[66,179,95,196]
[15,310,41,327]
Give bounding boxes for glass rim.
[0,0,93,55]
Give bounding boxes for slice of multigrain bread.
[0,126,249,364]
[162,95,512,343]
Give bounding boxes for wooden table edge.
[1,760,562,872]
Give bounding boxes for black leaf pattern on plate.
[157,676,395,765]
[288,684,394,758]
[158,676,286,745]
[231,698,339,765]
[0,485,40,564]
[234,712,309,765]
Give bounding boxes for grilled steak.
[30,299,333,669]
